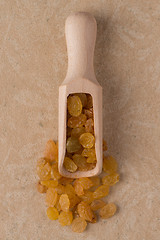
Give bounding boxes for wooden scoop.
[58,12,102,178]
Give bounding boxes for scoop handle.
[65,12,97,83]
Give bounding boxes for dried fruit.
[41,179,58,188]
[84,163,96,171]
[44,140,58,162]
[90,176,101,187]
[67,95,82,117]
[46,207,59,220]
[90,200,106,211]
[82,148,96,158]
[68,114,87,128]
[71,127,85,138]
[64,157,78,172]
[93,185,109,200]
[83,108,93,119]
[78,178,93,190]
[37,181,47,193]
[85,118,94,134]
[66,137,82,153]
[86,157,97,163]
[72,217,87,233]
[59,177,74,185]
[80,191,94,204]
[77,201,94,222]
[82,148,97,163]
[103,156,118,174]
[75,93,87,107]
[72,154,88,171]
[79,133,95,148]
[59,194,70,212]
[46,188,58,207]
[51,163,62,180]
[55,184,65,195]
[99,203,117,219]
[102,173,119,186]
[65,184,75,198]
[58,211,73,226]
[86,94,93,109]
[70,195,81,209]
[37,158,51,180]
[74,180,84,196]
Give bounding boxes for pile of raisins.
[36,138,119,233]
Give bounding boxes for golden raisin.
[71,127,85,138]
[68,114,87,128]
[37,158,51,180]
[58,211,73,226]
[103,156,118,174]
[78,178,93,190]
[83,108,93,119]
[67,95,82,117]
[86,94,93,109]
[75,93,87,107]
[70,195,81,209]
[85,118,94,134]
[84,163,96,171]
[37,181,47,193]
[46,207,59,220]
[77,201,94,222]
[64,157,78,172]
[80,191,94,204]
[55,184,65,195]
[44,140,58,162]
[64,184,76,198]
[59,194,70,212]
[59,177,74,185]
[51,163,62,180]
[93,185,109,200]
[74,180,84,196]
[66,137,82,153]
[90,176,101,187]
[86,156,97,163]
[102,173,119,186]
[82,148,97,163]
[82,148,96,158]
[90,199,106,211]
[46,188,58,207]
[99,203,117,219]
[72,154,88,171]
[41,179,58,188]
[79,133,95,148]
[71,217,87,233]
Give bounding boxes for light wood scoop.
[58,12,102,178]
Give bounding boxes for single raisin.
[99,203,117,219]
[79,133,95,148]
[71,217,87,233]
[46,207,59,220]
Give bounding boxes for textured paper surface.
[0,1,160,239]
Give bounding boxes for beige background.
[0,0,160,239]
